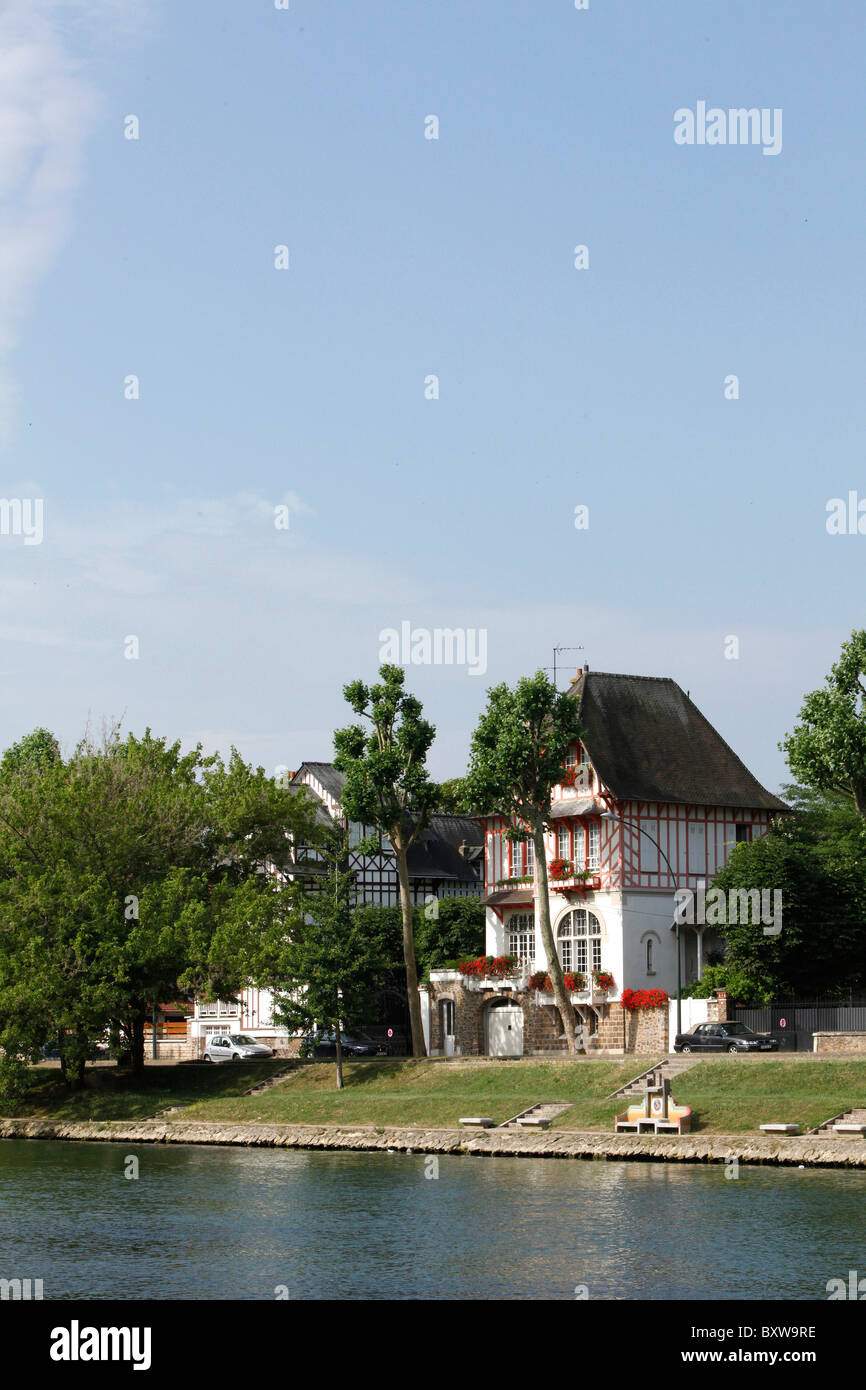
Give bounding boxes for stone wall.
[5,1117,866,1168]
[428,973,672,1056]
[706,989,729,1023]
[813,1032,866,1054]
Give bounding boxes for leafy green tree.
[465,671,583,1050]
[437,777,471,814]
[0,727,61,779]
[681,963,773,1008]
[782,630,866,815]
[415,895,485,973]
[0,726,318,1090]
[333,665,439,1057]
[709,818,866,998]
[271,825,391,1088]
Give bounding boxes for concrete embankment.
[2,1117,866,1167]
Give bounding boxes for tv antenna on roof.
[541,645,584,689]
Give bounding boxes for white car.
[202,1034,275,1062]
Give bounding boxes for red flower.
[621,987,670,1011]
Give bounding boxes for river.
[1,1140,863,1300]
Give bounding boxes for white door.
[487,1006,523,1057]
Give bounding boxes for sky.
[0,0,862,794]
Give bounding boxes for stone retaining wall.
[813,1032,866,1054]
[2,1117,866,1168]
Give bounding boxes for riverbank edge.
[2,1117,866,1167]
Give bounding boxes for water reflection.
[0,1141,864,1300]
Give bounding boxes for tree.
[436,777,472,814]
[709,816,866,998]
[465,671,583,1051]
[782,630,866,815]
[414,895,485,973]
[0,727,61,779]
[271,824,391,1089]
[0,726,318,1090]
[333,665,439,1057]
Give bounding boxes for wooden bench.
[759,1123,801,1135]
[459,1117,496,1128]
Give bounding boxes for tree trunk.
[531,817,576,1053]
[394,836,426,1057]
[334,1020,344,1091]
[130,1010,146,1077]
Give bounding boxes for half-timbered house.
[426,668,788,1058]
[191,761,483,1054]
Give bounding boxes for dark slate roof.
[570,671,788,812]
[406,815,483,883]
[291,763,484,883]
[292,762,347,803]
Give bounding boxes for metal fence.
[731,999,866,1051]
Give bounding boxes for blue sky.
[1,0,863,792]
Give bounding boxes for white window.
[588,821,600,871]
[564,747,577,768]
[510,841,523,876]
[557,826,570,858]
[557,909,602,976]
[526,839,535,872]
[507,913,535,967]
[573,824,586,869]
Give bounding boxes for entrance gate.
[487,1002,524,1057]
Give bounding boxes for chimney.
[584,663,589,674]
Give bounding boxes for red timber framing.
[482,758,774,898]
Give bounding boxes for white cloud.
[0,0,146,444]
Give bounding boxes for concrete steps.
[810,1106,866,1135]
[497,1101,574,1129]
[606,1056,696,1100]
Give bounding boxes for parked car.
[673,1021,779,1053]
[300,1030,389,1059]
[40,1038,110,1062]
[202,1034,275,1062]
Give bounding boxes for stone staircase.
[810,1106,866,1135]
[497,1101,574,1129]
[606,1056,696,1100]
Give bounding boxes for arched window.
[646,938,654,973]
[557,909,602,975]
[507,912,535,967]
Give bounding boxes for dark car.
[300,1031,389,1059]
[673,1021,779,1053]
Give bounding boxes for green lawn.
[669,1057,866,1133]
[0,1061,292,1122]
[180,1058,643,1128]
[5,1055,866,1134]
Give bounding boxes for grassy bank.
[1,1061,291,1121]
[4,1055,866,1133]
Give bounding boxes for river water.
[1,1140,863,1300]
